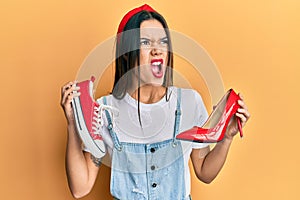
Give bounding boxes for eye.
[160,38,168,45]
[140,39,151,46]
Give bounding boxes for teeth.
[152,61,162,66]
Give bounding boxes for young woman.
[60,4,250,200]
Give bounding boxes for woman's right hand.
[60,81,80,124]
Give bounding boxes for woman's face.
[137,19,169,86]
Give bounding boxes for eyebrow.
[140,37,168,40]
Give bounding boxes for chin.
[149,79,164,87]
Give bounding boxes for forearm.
[65,124,96,198]
[197,138,233,183]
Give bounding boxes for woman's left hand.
[225,93,251,140]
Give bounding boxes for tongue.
[151,64,160,74]
[151,64,163,78]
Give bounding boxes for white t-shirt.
[87,86,209,195]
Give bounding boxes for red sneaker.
[72,76,106,158]
[176,89,243,143]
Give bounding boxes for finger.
[65,84,80,97]
[61,81,74,94]
[238,99,248,110]
[61,85,76,105]
[61,80,80,108]
[62,88,81,106]
[65,92,76,106]
[237,108,251,119]
[61,92,69,106]
[73,91,81,97]
[62,80,79,94]
[238,93,244,100]
[68,91,81,103]
[235,112,247,124]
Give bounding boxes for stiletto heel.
[176,89,243,143]
[237,117,243,138]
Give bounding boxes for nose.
[150,45,163,56]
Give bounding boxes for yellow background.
[1,0,299,199]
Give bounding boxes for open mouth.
[150,59,164,78]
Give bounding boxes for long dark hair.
[112,10,174,127]
[112,10,174,99]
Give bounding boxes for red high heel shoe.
[176,89,243,143]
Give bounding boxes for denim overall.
[103,89,191,200]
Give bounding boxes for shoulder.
[175,87,207,118]
[171,87,204,103]
[96,94,114,105]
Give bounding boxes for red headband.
[117,4,156,35]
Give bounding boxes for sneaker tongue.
[89,81,94,97]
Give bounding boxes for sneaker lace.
[92,104,118,135]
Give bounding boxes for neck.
[130,84,166,104]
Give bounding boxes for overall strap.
[172,88,182,145]
[103,97,122,151]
